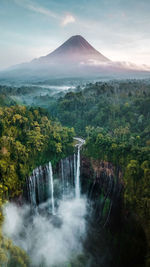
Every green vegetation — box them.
[52,80,150,135]
[50,80,150,265]
[0,229,29,267]
[0,103,74,266]
[0,105,74,208]
[0,79,149,266]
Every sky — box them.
[0,0,150,70]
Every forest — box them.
[0,104,74,266]
[49,80,150,266]
[0,79,149,266]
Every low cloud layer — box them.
[3,197,87,266]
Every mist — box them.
[3,197,87,266]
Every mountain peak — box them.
[59,35,95,50]
[37,35,110,63]
[69,34,84,39]
[67,35,87,42]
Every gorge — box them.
[3,138,125,267]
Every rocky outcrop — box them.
[81,156,124,228]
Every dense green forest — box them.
[0,80,149,266]
[48,80,150,266]
[0,104,74,266]
[0,105,74,206]
[50,80,150,135]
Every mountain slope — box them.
[0,35,149,81]
[33,35,110,64]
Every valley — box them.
[0,77,149,266]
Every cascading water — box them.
[60,156,74,199]
[19,137,124,267]
[27,137,85,213]
[61,159,65,199]
[28,162,56,214]
[47,162,55,215]
[74,138,85,199]
[75,145,81,198]
[28,166,44,208]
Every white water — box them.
[74,138,85,199]
[28,138,85,210]
[3,139,88,266]
[75,146,81,198]
[61,159,65,199]
[48,162,55,215]
[74,153,76,188]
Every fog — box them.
[3,197,87,266]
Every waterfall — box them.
[60,157,74,199]
[61,159,65,198]
[28,176,37,208]
[74,154,76,182]
[75,145,81,198]
[27,137,85,212]
[74,138,85,199]
[28,162,55,214]
[28,168,40,208]
[47,162,55,215]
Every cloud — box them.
[27,3,58,19]
[61,14,76,26]
[14,0,76,27]
[14,0,58,19]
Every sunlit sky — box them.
[0,0,150,70]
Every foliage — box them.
[0,104,75,266]
[49,80,150,265]
[0,229,29,266]
[0,80,150,265]
[0,105,74,210]
[50,80,150,137]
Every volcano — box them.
[32,35,110,64]
[0,35,149,81]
